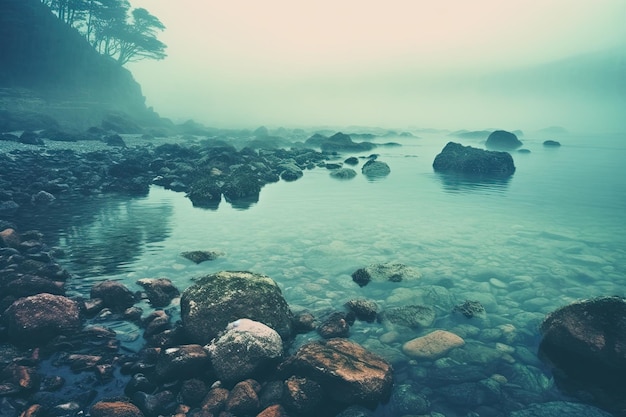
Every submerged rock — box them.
[180,250,223,264]
[485,130,523,150]
[351,262,421,287]
[379,305,436,329]
[180,271,293,344]
[433,142,516,177]
[539,296,626,414]
[402,330,465,360]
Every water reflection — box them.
[435,172,512,194]
[15,192,174,279]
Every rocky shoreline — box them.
[1,130,625,417]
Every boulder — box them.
[485,130,523,150]
[351,262,421,287]
[433,142,516,177]
[539,296,626,414]
[361,159,390,179]
[206,318,283,383]
[280,338,393,407]
[180,271,293,344]
[3,293,82,346]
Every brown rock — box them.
[201,387,229,414]
[1,363,40,392]
[90,401,144,417]
[20,404,44,417]
[0,228,20,248]
[256,404,288,417]
[226,380,260,415]
[3,293,82,346]
[280,338,393,406]
[282,376,323,414]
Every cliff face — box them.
[0,0,159,131]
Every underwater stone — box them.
[402,330,465,360]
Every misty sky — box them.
[128,1,626,131]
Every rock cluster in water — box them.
[1,129,622,417]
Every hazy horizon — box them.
[127,1,626,132]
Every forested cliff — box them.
[0,0,161,131]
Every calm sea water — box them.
[30,131,626,414]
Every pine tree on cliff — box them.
[40,0,167,65]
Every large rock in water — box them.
[3,293,82,346]
[180,271,293,344]
[485,130,523,150]
[433,142,515,177]
[280,338,393,407]
[539,296,626,414]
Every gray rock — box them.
[207,318,283,382]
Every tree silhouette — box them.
[40,0,167,65]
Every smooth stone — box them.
[402,330,465,360]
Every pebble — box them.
[402,330,465,360]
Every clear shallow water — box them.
[34,131,626,414]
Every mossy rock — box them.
[180,271,293,344]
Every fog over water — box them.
[128,1,626,131]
